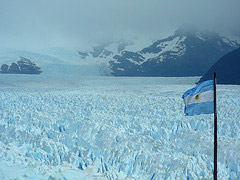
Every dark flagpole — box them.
[214,72,217,180]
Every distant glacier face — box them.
[0,76,239,179]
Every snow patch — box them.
[222,38,239,48]
[195,32,206,41]
[141,36,187,63]
[117,68,125,71]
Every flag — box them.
[182,80,214,116]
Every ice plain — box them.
[0,75,240,179]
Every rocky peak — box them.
[0,57,42,74]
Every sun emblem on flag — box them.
[195,94,200,102]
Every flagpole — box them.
[214,72,217,180]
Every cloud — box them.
[0,0,239,51]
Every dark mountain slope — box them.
[199,47,240,84]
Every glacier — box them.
[0,76,239,179]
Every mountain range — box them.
[76,25,239,77]
[109,25,239,76]
[0,25,239,77]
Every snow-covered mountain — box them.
[78,42,126,64]
[1,25,239,78]
[109,25,240,76]
[77,40,152,65]
[0,40,144,77]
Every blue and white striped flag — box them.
[182,80,214,116]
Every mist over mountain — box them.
[0,25,239,77]
[74,25,239,77]
[0,48,110,77]
[1,0,240,51]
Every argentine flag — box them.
[182,80,214,116]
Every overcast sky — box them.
[0,0,239,51]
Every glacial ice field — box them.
[0,75,240,179]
